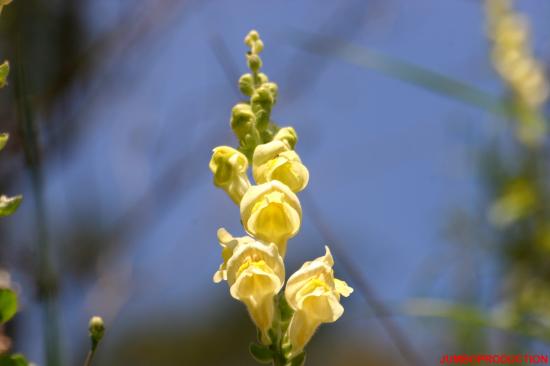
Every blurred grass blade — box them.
[405,298,550,343]
[289,30,511,118]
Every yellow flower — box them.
[253,140,309,193]
[240,180,302,256]
[219,230,285,343]
[213,228,256,283]
[0,0,11,14]
[284,246,353,356]
[209,146,250,204]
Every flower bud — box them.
[265,82,278,104]
[239,73,255,96]
[253,140,309,193]
[89,316,105,345]
[253,39,264,54]
[245,30,260,48]
[251,85,274,130]
[209,146,251,204]
[274,127,298,150]
[257,73,269,85]
[247,53,262,73]
[230,103,256,141]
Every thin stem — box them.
[83,350,94,366]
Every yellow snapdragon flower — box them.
[0,0,11,14]
[219,230,285,343]
[253,140,309,193]
[284,246,353,356]
[240,180,302,256]
[213,228,256,283]
[209,146,251,204]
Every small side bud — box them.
[257,73,269,85]
[274,127,298,149]
[244,30,260,48]
[251,85,274,130]
[265,82,278,104]
[239,74,254,96]
[253,39,264,54]
[89,316,105,346]
[247,53,262,73]
[230,103,256,140]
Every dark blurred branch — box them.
[14,37,62,366]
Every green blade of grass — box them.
[289,30,513,119]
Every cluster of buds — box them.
[209,30,352,365]
[485,0,549,147]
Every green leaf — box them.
[0,195,22,217]
[0,289,17,324]
[249,343,273,364]
[0,354,29,366]
[0,133,7,151]
[0,61,8,88]
[290,352,306,366]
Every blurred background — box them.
[0,0,550,365]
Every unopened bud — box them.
[251,85,274,130]
[89,316,105,345]
[274,127,298,149]
[231,103,256,140]
[239,73,254,96]
[244,30,260,48]
[247,53,262,73]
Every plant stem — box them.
[83,349,95,366]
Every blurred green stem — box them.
[83,349,96,366]
[14,36,62,366]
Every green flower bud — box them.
[253,39,264,54]
[265,82,278,104]
[244,30,260,48]
[274,127,298,149]
[251,85,274,131]
[89,316,105,346]
[257,73,269,85]
[230,103,256,140]
[239,73,254,96]
[247,53,262,73]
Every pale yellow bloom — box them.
[285,246,353,356]
[253,140,309,193]
[240,180,302,256]
[0,0,11,14]
[209,146,250,204]
[217,230,284,343]
[213,228,256,283]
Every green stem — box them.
[83,350,94,366]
